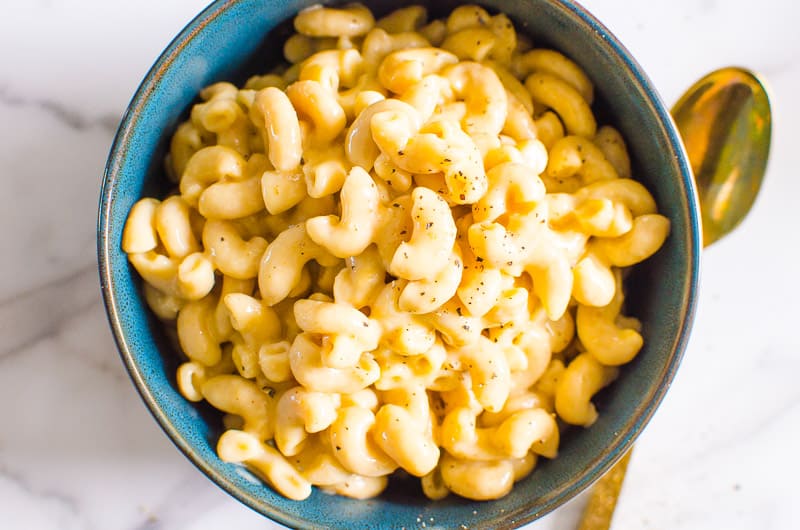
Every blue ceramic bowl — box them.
[98,1,701,528]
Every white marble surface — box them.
[1,0,798,528]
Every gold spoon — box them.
[577,66,772,530]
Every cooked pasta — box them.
[122,3,669,502]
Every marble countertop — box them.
[2,1,798,528]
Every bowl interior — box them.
[98,0,701,528]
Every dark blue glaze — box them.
[98,1,701,528]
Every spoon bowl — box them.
[579,66,772,530]
[672,67,772,245]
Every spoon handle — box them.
[577,449,633,530]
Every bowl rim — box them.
[98,0,701,527]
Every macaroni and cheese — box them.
[123,3,670,502]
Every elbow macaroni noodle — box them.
[122,3,670,503]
